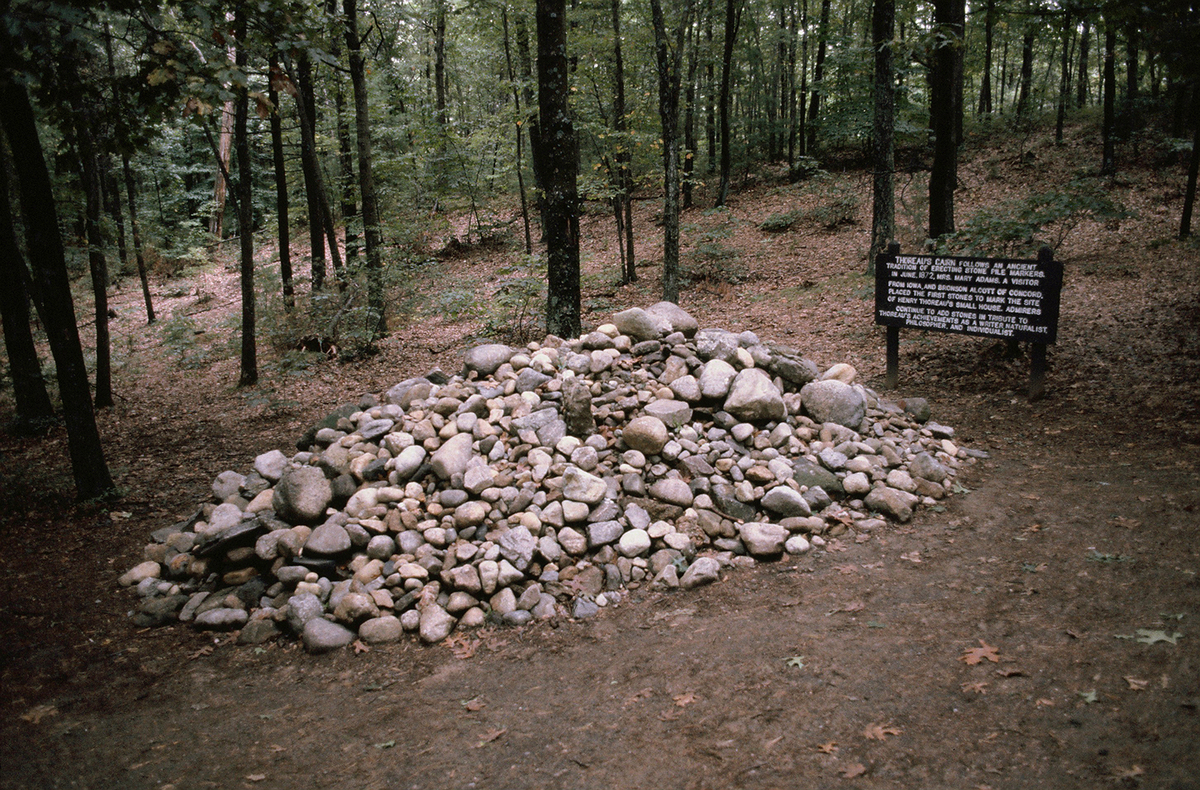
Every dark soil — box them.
[2,124,1199,789]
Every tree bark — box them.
[210,102,234,239]
[74,112,113,409]
[344,0,386,337]
[268,59,294,311]
[1016,24,1035,120]
[0,147,55,427]
[1,81,114,500]
[534,0,581,339]
[869,0,894,273]
[979,0,995,115]
[651,0,694,302]
[1055,8,1072,143]
[928,0,961,240]
[1102,21,1117,175]
[806,0,831,153]
[296,54,327,293]
[234,7,256,387]
[501,6,533,255]
[1077,20,1090,108]
[122,154,155,323]
[1179,82,1200,239]
[610,0,636,280]
[715,0,743,207]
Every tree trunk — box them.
[516,13,546,229]
[652,0,694,302]
[122,154,155,323]
[928,0,961,240]
[869,0,895,274]
[210,102,234,239]
[1077,20,1090,108]
[535,0,581,339]
[1102,21,1117,175]
[610,0,636,280]
[806,0,832,153]
[75,113,113,409]
[268,59,294,311]
[234,8,257,387]
[296,54,326,293]
[1179,82,1200,239]
[1016,24,1036,120]
[1,81,114,501]
[715,0,743,207]
[501,7,533,255]
[0,150,55,428]
[978,0,994,115]
[683,14,699,211]
[102,161,128,274]
[330,5,358,265]
[1055,8,1072,144]
[344,0,386,337]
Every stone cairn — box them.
[120,302,980,653]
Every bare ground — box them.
[2,123,1199,789]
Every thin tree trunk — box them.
[715,0,743,207]
[502,7,533,255]
[516,13,546,230]
[121,155,155,323]
[683,15,699,211]
[75,113,112,409]
[330,9,358,265]
[233,7,256,387]
[1,81,114,500]
[1077,20,1090,108]
[1179,82,1200,239]
[344,0,386,337]
[1055,8,1072,143]
[0,150,55,427]
[869,0,894,273]
[610,0,636,280]
[296,54,326,294]
[979,0,994,115]
[535,0,581,339]
[1102,21,1117,175]
[102,161,128,273]
[652,0,694,302]
[806,0,831,153]
[267,58,294,311]
[210,102,234,239]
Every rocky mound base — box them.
[120,302,982,653]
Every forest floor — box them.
[2,121,1199,790]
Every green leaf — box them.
[375,740,396,749]
[785,656,805,669]
[1077,690,1098,704]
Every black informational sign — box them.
[875,251,1063,344]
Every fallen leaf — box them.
[475,728,507,747]
[352,640,370,655]
[269,745,286,753]
[1111,516,1141,529]
[764,735,784,749]
[20,705,58,724]
[1065,629,1085,639]
[816,741,839,754]
[827,540,848,553]
[995,667,1025,678]
[446,633,481,659]
[842,762,867,779]
[1124,676,1149,690]
[1113,765,1145,779]
[673,692,697,707]
[827,601,865,616]
[189,646,213,660]
[960,640,1001,665]
[834,564,858,575]
[1035,698,1055,708]
[1077,690,1098,704]
[657,710,681,721]
[785,656,805,669]
[1135,629,1183,645]
[961,681,989,694]
[854,532,871,544]
[245,775,266,782]
[374,740,396,749]
[622,688,654,708]
[900,551,922,563]
[863,723,902,740]
[462,696,487,711]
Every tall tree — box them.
[1016,20,1036,120]
[929,0,963,240]
[806,0,831,153]
[232,6,256,387]
[74,106,113,409]
[267,58,294,311]
[344,0,386,337]
[869,0,894,273]
[610,0,636,281]
[978,0,996,116]
[0,147,55,429]
[714,0,743,207]
[1101,17,1117,174]
[535,0,580,339]
[1,81,114,500]
[651,0,694,302]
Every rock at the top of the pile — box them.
[463,344,516,377]
[614,302,699,341]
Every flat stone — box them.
[303,618,356,653]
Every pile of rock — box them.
[120,302,980,653]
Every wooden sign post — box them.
[874,244,1063,401]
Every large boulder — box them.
[273,466,333,524]
[800,379,866,429]
[463,344,514,377]
[645,302,698,337]
[723,368,786,422]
